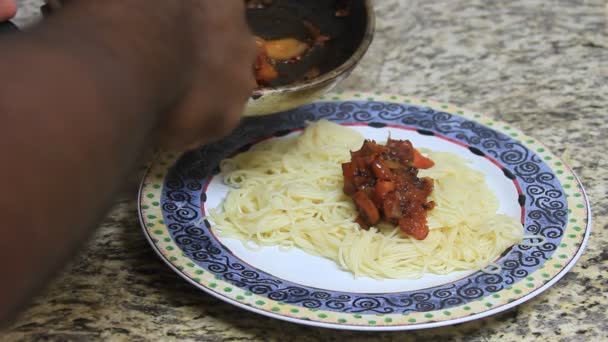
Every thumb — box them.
[0,0,17,22]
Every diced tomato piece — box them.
[353,191,380,225]
[255,58,278,85]
[382,193,402,221]
[355,215,370,230]
[412,149,434,169]
[399,217,429,240]
[371,159,393,180]
[375,181,395,200]
[342,162,356,195]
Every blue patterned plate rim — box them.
[138,92,591,331]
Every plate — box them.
[138,92,591,331]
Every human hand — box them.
[51,0,256,151]
[157,1,257,150]
[0,0,17,21]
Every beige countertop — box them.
[2,0,607,341]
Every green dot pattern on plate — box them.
[140,94,589,328]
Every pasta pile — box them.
[210,120,523,279]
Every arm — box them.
[0,0,255,322]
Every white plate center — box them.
[205,126,520,293]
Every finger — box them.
[159,87,247,151]
[0,0,17,21]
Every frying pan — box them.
[0,1,375,116]
[0,20,17,34]
[247,0,370,88]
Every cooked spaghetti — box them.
[210,120,524,279]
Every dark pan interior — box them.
[247,0,368,87]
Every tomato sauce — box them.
[342,139,435,240]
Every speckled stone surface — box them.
[2,0,607,341]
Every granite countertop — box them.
[2,0,607,341]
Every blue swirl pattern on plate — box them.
[160,101,566,314]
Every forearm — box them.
[0,2,183,322]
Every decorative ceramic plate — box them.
[138,92,591,331]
